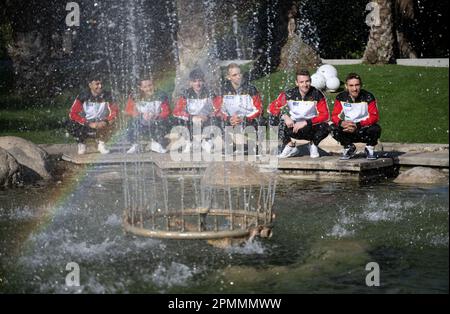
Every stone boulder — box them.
[0,148,21,187]
[394,167,448,185]
[0,136,52,181]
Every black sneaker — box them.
[340,144,356,160]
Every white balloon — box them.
[318,64,338,80]
[311,73,327,90]
[326,76,341,92]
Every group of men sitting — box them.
[66,63,381,160]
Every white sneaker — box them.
[182,141,191,154]
[202,139,213,154]
[278,144,299,158]
[97,141,110,154]
[126,143,139,154]
[309,142,320,158]
[150,141,167,154]
[365,145,377,160]
[77,143,86,155]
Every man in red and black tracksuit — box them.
[331,73,381,160]
[66,75,119,154]
[268,69,330,158]
[173,68,222,153]
[214,63,264,154]
[214,63,264,127]
[124,76,171,154]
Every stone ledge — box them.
[321,58,449,67]
[394,151,449,168]
[381,142,449,153]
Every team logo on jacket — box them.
[342,102,369,122]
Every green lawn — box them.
[0,91,77,143]
[254,64,449,144]
[0,64,448,144]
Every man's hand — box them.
[283,115,295,128]
[341,121,357,133]
[88,121,108,129]
[230,114,243,126]
[293,120,307,133]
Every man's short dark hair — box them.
[346,73,362,85]
[189,68,205,81]
[139,73,154,84]
[87,72,102,84]
[138,67,154,83]
[296,69,311,78]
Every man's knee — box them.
[314,123,331,141]
[316,123,331,133]
[367,124,382,138]
[330,124,341,137]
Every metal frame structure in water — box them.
[122,162,277,240]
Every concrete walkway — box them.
[219,58,450,68]
[322,58,449,68]
[41,141,449,181]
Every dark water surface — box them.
[0,165,448,293]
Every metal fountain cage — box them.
[122,161,277,241]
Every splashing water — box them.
[1,172,447,293]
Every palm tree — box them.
[363,0,416,64]
[394,0,417,58]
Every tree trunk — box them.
[363,0,396,64]
[4,0,67,96]
[396,30,417,58]
[6,31,50,94]
[174,0,220,98]
[394,0,417,58]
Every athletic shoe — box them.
[126,143,139,154]
[340,144,356,160]
[182,141,191,154]
[77,143,86,155]
[309,142,320,158]
[365,145,377,160]
[150,141,167,154]
[97,141,110,154]
[202,139,213,154]
[278,144,299,158]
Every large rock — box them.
[0,148,21,187]
[394,167,448,185]
[0,136,52,180]
[220,239,369,286]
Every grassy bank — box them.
[0,64,448,144]
[0,92,76,143]
[254,64,449,144]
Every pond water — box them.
[0,164,448,293]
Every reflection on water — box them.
[0,165,448,293]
